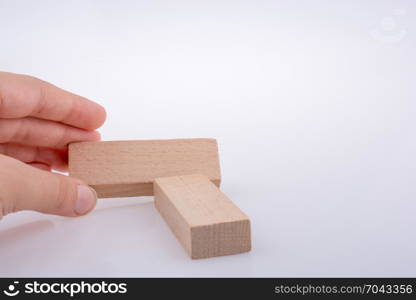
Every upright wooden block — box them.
[69,139,221,198]
[154,174,251,259]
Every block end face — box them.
[190,218,251,259]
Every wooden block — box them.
[69,139,221,198]
[154,174,251,259]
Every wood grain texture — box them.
[69,139,221,198]
[154,174,251,259]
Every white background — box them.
[0,0,415,277]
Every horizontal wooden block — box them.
[69,139,221,198]
[154,174,251,259]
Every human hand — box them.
[0,72,106,219]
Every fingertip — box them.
[66,129,101,148]
[82,100,107,130]
[92,130,102,141]
[75,185,97,216]
[57,90,107,131]
[81,130,101,143]
[96,104,107,129]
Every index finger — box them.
[0,72,106,130]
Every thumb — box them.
[0,154,97,217]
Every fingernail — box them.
[76,185,97,215]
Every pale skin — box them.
[0,72,106,219]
